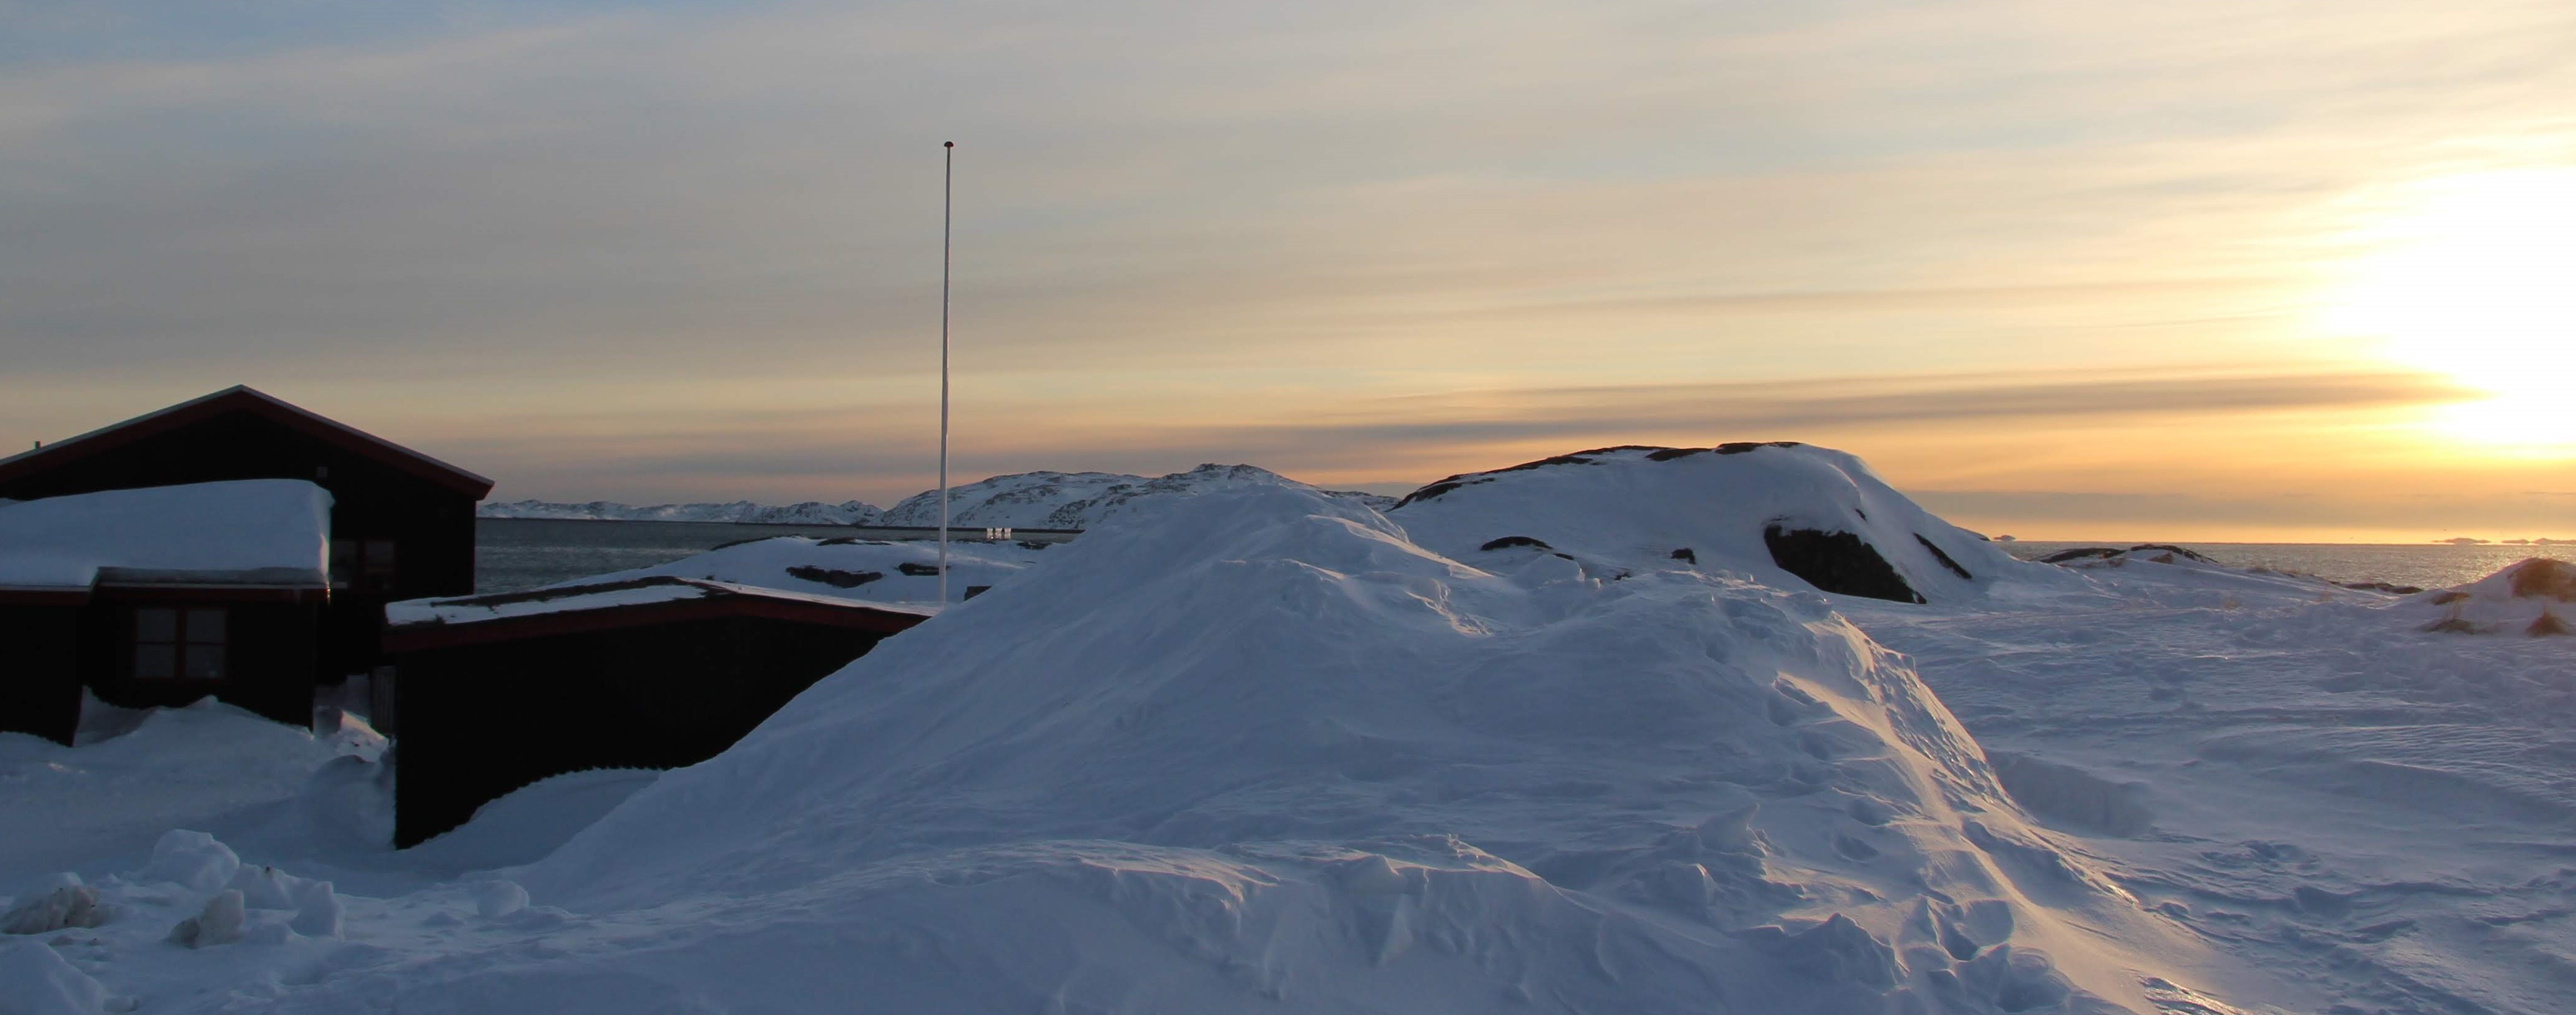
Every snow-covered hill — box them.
[478,464,1396,530]
[875,463,1398,528]
[478,499,884,525]
[1388,443,2084,604]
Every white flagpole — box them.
[938,141,954,603]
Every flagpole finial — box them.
[944,141,954,147]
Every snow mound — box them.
[478,499,884,525]
[2414,557,2576,636]
[361,485,2209,1013]
[1386,443,2078,604]
[404,768,659,873]
[879,463,1398,528]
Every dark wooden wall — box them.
[83,600,320,727]
[391,615,890,847]
[0,409,479,675]
[0,600,318,744]
[0,605,84,744]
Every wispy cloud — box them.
[0,0,2567,536]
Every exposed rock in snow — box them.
[2415,557,2574,636]
[478,499,884,525]
[1386,443,2075,604]
[877,463,1399,528]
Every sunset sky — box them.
[3,1,2569,541]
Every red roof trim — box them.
[383,594,928,652]
[0,386,495,499]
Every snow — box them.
[875,463,1400,528]
[6,447,2572,1014]
[600,533,1043,602]
[2411,556,2575,636]
[1387,443,2084,604]
[0,480,330,591]
[478,499,884,525]
[476,463,1399,530]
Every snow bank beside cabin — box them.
[1387,443,2082,604]
[0,480,329,590]
[315,484,2223,1015]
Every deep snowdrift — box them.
[1387,443,2081,604]
[360,484,2208,1014]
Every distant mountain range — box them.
[479,464,1399,530]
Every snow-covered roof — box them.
[386,575,939,629]
[0,481,332,593]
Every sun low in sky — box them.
[2320,168,2576,455]
[0,0,2569,542]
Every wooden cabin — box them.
[382,577,932,846]
[0,386,493,684]
[0,481,334,743]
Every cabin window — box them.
[133,607,226,680]
[330,539,399,593]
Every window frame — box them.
[130,606,227,681]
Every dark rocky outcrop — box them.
[897,562,942,577]
[1914,535,1973,580]
[1392,443,1806,508]
[2040,544,2216,567]
[2339,580,2424,595]
[1762,525,1925,604]
[785,566,884,589]
[1714,441,1804,455]
[1479,536,1555,552]
[1671,547,1697,564]
[2038,547,2124,564]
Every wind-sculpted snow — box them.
[1386,443,2084,604]
[344,484,2203,1014]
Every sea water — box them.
[476,518,2565,595]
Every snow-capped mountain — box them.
[478,499,885,525]
[877,464,1398,529]
[484,465,1401,530]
